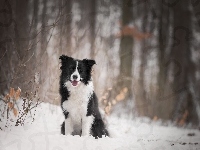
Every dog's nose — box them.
[72,75,78,80]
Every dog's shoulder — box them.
[87,92,102,118]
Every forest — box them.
[0,0,200,129]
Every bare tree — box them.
[157,0,170,97]
[117,0,134,99]
[135,1,149,117]
[103,0,134,114]
[171,1,198,125]
[0,0,31,95]
[88,0,96,59]
[155,0,171,119]
[65,0,72,55]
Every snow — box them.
[0,102,200,150]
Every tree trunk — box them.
[65,0,72,55]
[12,0,30,94]
[155,0,171,119]
[40,0,47,53]
[88,0,96,59]
[38,0,48,99]
[171,1,198,125]
[103,0,134,115]
[135,1,148,117]
[113,0,133,102]
[119,0,133,94]
[157,1,169,97]
[0,0,14,94]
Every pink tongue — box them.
[72,81,78,86]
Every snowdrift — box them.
[0,100,199,150]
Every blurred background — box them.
[0,0,200,127]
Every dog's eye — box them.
[78,68,82,73]
[69,66,75,71]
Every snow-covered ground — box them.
[0,102,200,150]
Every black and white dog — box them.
[59,55,109,138]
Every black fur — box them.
[59,55,109,138]
[87,92,109,138]
[61,121,65,135]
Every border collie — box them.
[59,55,109,138]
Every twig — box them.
[0,97,7,103]
[23,52,35,65]
[15,100,42,126]
[0,49,7,62]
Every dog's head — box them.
[59,55,96,87]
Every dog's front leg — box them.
[65,117,73,135]
[82,115,94,136]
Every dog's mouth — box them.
[71,80,79,86]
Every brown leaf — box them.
[13,108,18,117]
[4,94,10,101]
[8,102,14,109]
[115,25,152,40]
[9,88,15,98]
[123,87,128,93]
[14,87,21,100]
[153,116,158,121]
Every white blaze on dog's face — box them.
[70,61,80,87]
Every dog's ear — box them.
[83,59,96,68]
[59,55,66,61]
[59,55,73,61]
[59,55,73,70]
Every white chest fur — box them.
[62,81,94,135]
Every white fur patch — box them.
[70,61,81,82]
[62,81,94,136]
[65,118,73,135]
[82,115,94,136]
